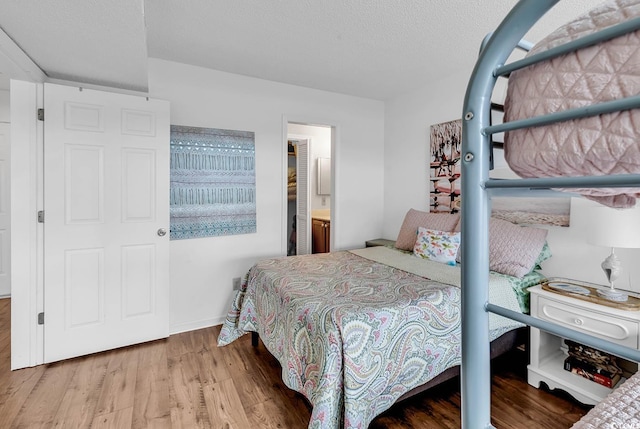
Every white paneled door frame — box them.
[10,80,43,369]
[11,81,170,368]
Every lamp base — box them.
[597,288,628,302]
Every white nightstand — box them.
[528,283,640,405]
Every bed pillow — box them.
[413,227,461,266]
[395,209,460,251]
[533,241,553,270]
[456,217,549,278]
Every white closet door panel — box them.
[64,102,104,132]
[121,109,156,137]
[65,248,104,328]
[121,244,154,318]
[65,145,104,224]
[296,140,310,255]
[122,148,155,222]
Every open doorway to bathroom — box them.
[286,122,333,256]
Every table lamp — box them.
[587,206,640,302]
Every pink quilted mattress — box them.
[571,369,640,428]
[503,0,640,208]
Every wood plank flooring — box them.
[0,298,591,428]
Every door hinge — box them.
[37,312,44,325]
[37,210,44,223]
[37,108,44,121]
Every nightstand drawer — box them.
[536,296,639,348]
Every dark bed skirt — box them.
[396,326,528,401]
[249,326,528,402]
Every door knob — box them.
[157,228,167,237]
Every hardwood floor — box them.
[0,298,591,428]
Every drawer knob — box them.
[574,318,583,326]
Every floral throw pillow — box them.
[413,227,461,266]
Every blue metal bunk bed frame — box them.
[461,0,640,427]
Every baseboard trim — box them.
[0,294,10,299]
[169,317,225,336]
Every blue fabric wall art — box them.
[170,125,256,240]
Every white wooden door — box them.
[0,123,10,297]
[43,83,170,363]
[296,140,310,255]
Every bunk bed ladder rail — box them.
[461,1,640,428]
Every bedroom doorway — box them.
[286,123,333,256]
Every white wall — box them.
[148,59,385,333]
[542,198,640,293]
[383,70,470,239]
[383,71,640,294]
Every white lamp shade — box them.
[587,206,640,249]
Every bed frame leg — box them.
[251,331,259,347]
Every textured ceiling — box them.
[144,0,517,100]
[0,0,606,100]
[0,0,148,92]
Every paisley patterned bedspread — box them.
[218,247,525,428]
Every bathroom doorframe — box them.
[281,116,336,256]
